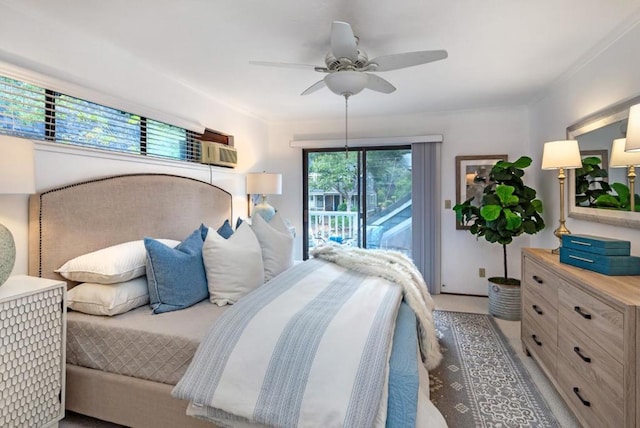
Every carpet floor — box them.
[429,310,560,427]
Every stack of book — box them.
[560,234,640,275]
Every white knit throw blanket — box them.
[311,244,442,370]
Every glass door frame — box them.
[302,145,411,260]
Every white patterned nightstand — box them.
[0,275,66,428]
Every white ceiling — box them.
[7,0,640,122]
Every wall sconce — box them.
[624,103,640,152]
[610,138,640,212]
[0,136,36,286]
[541,140,582,254]
[246,172,282,222]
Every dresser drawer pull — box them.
[570,239,591,247]
[573,387,591,407]
[532,275,544,284]
[573,347,592,363]
[574,306,592,320]
[569,254,594,263]
[531,334,542,346]
[532,304,543,315]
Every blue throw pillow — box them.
[200,223,209,241]
[236,217,243,229]
[217,220,234,239]
[145,228,209,314]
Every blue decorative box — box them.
[561,234,630,256]
[560,247,640,276]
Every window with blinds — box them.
[0,74,205,162]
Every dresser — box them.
[522,248,640,427]
[0,275,66,428]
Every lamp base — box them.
[552,222,571,257]
[253,202,276,222]
[0,223,16,286]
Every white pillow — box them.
[67,277,149,316]
[202,221,264,306]
[251,212,294,282]
[56,239,180,284]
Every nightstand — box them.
[0,275,66,428]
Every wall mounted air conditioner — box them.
[200,141,237,168]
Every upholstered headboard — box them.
[28,174,232,285]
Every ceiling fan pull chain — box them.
[345,94,349,158]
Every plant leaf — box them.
[582,156,602,166]
[512,156,532,168]
[595,194,621,208]
[503,208,522,230]
[480,205,502,221]
[495,185,519,206]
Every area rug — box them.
[429,310,559,428]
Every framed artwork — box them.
[455,154,508,230]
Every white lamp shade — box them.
[541,140,582,170]
[610,138,640,167]
[246,172,282,195]
[625,103,640,152]
[325,71,368,96]
[0,136,35,194]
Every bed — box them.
[28,173,445,428]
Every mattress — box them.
[66,300,227,385]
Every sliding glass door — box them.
[303,146,412,259]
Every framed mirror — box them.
[567,94,640,228]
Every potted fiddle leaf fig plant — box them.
[453,156,545,320]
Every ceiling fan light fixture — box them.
[325,71,368,96]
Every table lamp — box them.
[624,103,640,152]
[541,140,582,254]
[0,135,36,286]
[246,172,282,222]
[610,138,640,212]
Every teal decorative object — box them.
[0,223,15,286]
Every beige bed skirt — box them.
[66,364,216,428]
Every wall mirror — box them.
[567,94,640,229]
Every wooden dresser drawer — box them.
[522,311,556,377]
[522,256,559,309]
[522,286,557,344]
[558,284,624,363]
[558,315,623,403]
[522,248,640,428]
[557,353,623,428]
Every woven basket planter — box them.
[488,279,521,321]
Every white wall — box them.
[268,106,530,295]
[529,22,640,251]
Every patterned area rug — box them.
[429,311,559,428]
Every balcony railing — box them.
[309,210,358,247]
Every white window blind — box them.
[0,74,202,162]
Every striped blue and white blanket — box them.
[173,258,435,427]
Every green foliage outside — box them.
[0,75,185,160]
[453,156,545,284]
[0,77,45,134]
[308,149,411,213]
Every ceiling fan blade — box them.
[369,50,448,72]
[249,61,329,73]
[365,74,396,94]
[331,21,358,61]
[301,79,327,95]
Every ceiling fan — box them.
[250,21,448,97]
